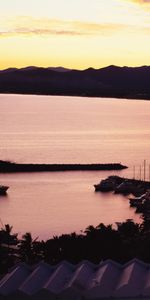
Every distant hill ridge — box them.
[0,65,150,99]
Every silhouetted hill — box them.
[0,68,18,74]
[0,65,150,99]
[48,67,72,72]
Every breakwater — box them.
[0,160,127,173]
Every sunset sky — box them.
[0,0,150,70]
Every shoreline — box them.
[0,91,150,101]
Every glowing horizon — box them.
[0,0,150,70]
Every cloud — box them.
[0,28,83,37]
[0,16,130,38]
[123,0,150,5]
[131,0,150,2]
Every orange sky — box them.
[0,0,150,69]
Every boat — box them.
[0,185,9,195]
[94,180,115,192]
[129,191,150,202]
[94,176,123,192]
[129,191,150,210]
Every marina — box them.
[0,95,150,238]
[94,176,150,196]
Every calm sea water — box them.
[0,94,150,239]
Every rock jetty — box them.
[0,160,127,173]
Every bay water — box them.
[0,94,150,238]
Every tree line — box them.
[1,217,150,275]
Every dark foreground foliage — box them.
[0,218,150,275]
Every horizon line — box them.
[0,64,150,72]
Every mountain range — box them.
[0,65,150,99]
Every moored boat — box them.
[94,176,123,192]
[0,185,9,195]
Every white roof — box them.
[0,259,150,299]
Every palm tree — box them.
[0,224,18,247]
[84,225,96,236]
[0,225,18,274]
[18,232,38,264]
[116,219,140,238]
[19,232,33,263]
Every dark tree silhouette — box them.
[18,232,36,264]
[1,218,150,275]
[0,225,18,274]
